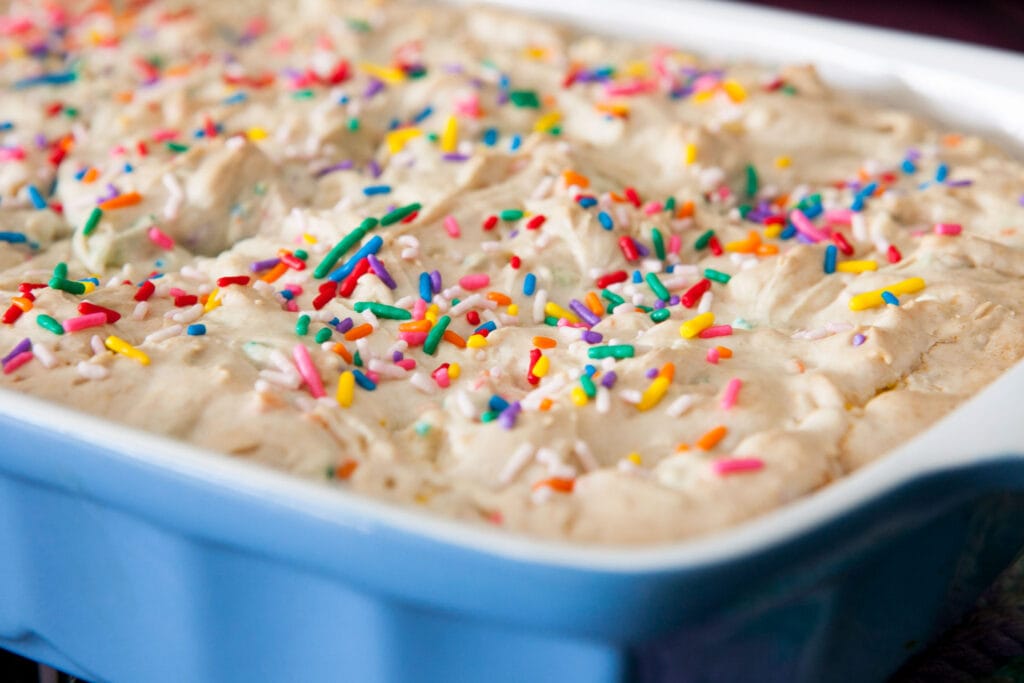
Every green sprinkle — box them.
[733,317,755,330]
[423,314,450,355]
[426,133,439,142]
[704,268,731,284]
[414,422,431,436]
[480,410,498,423]
[353,350,363,367]
[36,314,63,336]
[166,141,189,153]
[543,315,560,326]
[650,308,671,323]
[588,344,635,360]
[325,465,335,479]
[645,272,670,301]
[508,90,540,108]
[293,249,308,261]
[548,125,562,136]
[291,89,315,100]
[295,314,311,336]
[580,374,596,398]
[315,327,332,344]
[353,301,412,320]
[738,204,752,219]
[651,228,665,260]
[499,209,524,221]
[745,163,758,198]
[82,207,102,236]
[63,107,78,118]
[346,18,372,32]
[312,221,375,278]
[49,277,85,295]
[600,289,625,305]
[781,85,797,96]
[664,196,676,213]
[695,230,714,250]
[636,305,653,313]
[380,202,421,226]
[53,262,68,279]
[347,118,360,132]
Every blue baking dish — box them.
[3,1,1024,681]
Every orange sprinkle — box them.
[532,335,556,349]
[11,296,33,312]
[98,191,142,211]
[562,169,590,189]
[486,291,512,306]
[331,342,353,363]
[584,291,604,316]
[260,261,288,284]
[344,323,374,341]
[608,191,628,203]
[539,397,553,411]
[942,133,963,147]
[675,443,691,452]
[443,330,466,348]
[114,90,133,104]
[398,319,432,333]
[696,425,727,451]
[715,346,733,359]
[334,459,358,479]
[532,477,574,493]
[677,200,695,219]
[658,362,675,382]
[165,64,192,78]
[82,167,99,183]
[756,244,779,256]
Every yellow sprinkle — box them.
[849,277,926,311]
[692,90,715,104]
[595,102,629,118]
[466,334,488,349]
[336,371,355,408]
[385,127,422,154]
[624,61,650,77]
[105,335,149,365]
[532,355,550,378]
[425,304,439,324]
[835,260,878,273]
[440,115,458,153]
[302,233,318,244]
[80,281,96,294]
[203,287,221,313]
[359,63,406,84]
[246,127,268,141]
[524,46,550,61]
[507,303,519,316]
[636,376,669,411]
[627,452,643,465]
[534,111,562,133]
[684,142,698,165]
[544,301,579,323]
[774,155,791,169]
[723,79,747,103]
[571,386,589,406]
[680,312,715,339]
[763,224,783,239]
[447,362,461,379]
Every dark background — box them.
[2,2,1022,683]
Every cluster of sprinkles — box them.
[0,0,1000,529]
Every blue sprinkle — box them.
[14,71,76,89]
[362,184,391,196]
[280,290,294,301]
[337,94,350,105]
[802,203,823,219]
[474,321,497,334]
[123,163,133,173]
[780,224,797,240]
[856,182,878,199]
[0,122,12,131]
[523,273,536,296]
[73,167,87,180]
[489,394,510,412]
[498,74,511,90]
[597,211,613,230]
[482,128,499,146]
[577,196,597,208]
[412,106,433,124]
[26,185,46,210]
[509,134,522,151]
[187,324,206,336]
[631,270,642,284]
[935,163,949,182]
[850,196,865,212]
[352,369,376,390]
[900,159,916,174]
[881,291,899,306]
[0,232,27,244]
[852,333,867,346]
[824,244,837,274]
[418,272,432,302]
[328,235,384,282]
[387,118,400,131]
[584,364,597,376]
[223,92,248,105]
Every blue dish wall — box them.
[1,414,1023,683]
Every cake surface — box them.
[1,0,1023,543]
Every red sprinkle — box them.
[509,255,521,269]
[709,236,723,256]
[401,210,419,224]
[482,215,498,231]
[77,301,121,323]
[595,270,628,288]
[618,236,639,261]
[831,232,854,256]
[887,244,902,263]
[338,258,370,297]
[134,280,155,302]
[279,252,306,270]
[18,283,46,294]
[174,294,198,307]
[216,275,251,287]
[526,215,546,230]
[312,281,338,310]
[681,278,711,308]
[624,186,642,207]
[466,310,480,326]
[2,304,23,325]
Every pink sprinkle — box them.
[642,201,663,215]
[712,457,764,476]
[667,234,682,255]
[3,350,32,374]
[285,300,298,312]
[399,331,428,346]
[0,147,26,161]
[412,298,427,320]
[292,344,325,398]
[934,223,962,236]
[706,348,720,364]
[62,312,107,333]
[824,209,853,225]
[453,94,481,118]
[151,129,179,142]
[148,226,175,250]
[459,273,490,290]
[443,215,461,238]
[720,377,742,410]
[395,358,416,371]
[698,324,733,339]
[433,367,450,388]
[604,79,656,97]
[789,209,829,243]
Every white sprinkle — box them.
[619,389,641,404]
[179,267,207,282]
[596,386,610,413]
[32,341,56,368]
[361,308,379,329]
[145,324,183,344]
[170,303,204,324]
[394,295,416,308]
[90,335,106,356]
[530,486,554,505]
[77,362,109,380]
[665,393,696,418]
[448,294,485,317]
[533,289,548,324]
[367,359,406,378]
[573,440,599,472]
[852,213,868,242]
[131,301,149,321]
[697,291,714,314]
[259,369,301,389]
[499,442,536,486]
[409,372,436,394]
[455,390,477,418]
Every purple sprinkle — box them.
[668,295,680,306]
[634,242,651,258]
[364,77,385,99]
[367,254,397,289]
[442,63,464,74]
[280,67,302,80]
[601,371,617,389]
[581,329,603,344]
[249,257,280,272]
[314,160,353,178]
[645,367,659,379]
[906,148,921,161]
[34,133,47,150]
[496,91,509,106]
[508,230,519,239]
[852,333,866,346]
[568,299,601,327]
[429,270,442,294]
[796,233,815,245]
[335,317,354,334]
[367,159,382,179]
[442,153,470,162]
[1018,194,1024,207]
[2,338,31,366]
[392,350,404,362]
[498,401,521,429]
[653,299,666,310]
[946,179,973,187]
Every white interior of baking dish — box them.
[3,0,1023,572]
